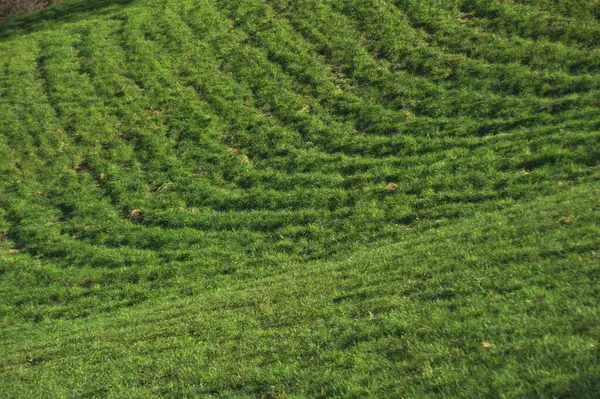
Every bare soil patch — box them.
[0,0,60,21]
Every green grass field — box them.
[1,0,599,397]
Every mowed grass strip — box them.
[1,185,599,398]
[0,0,599,397]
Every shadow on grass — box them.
[0,0,134,40]
[557,373,600,399]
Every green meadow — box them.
[1,0,599,397]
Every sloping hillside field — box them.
[1,0,600,397]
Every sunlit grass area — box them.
[1,0,599,397]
